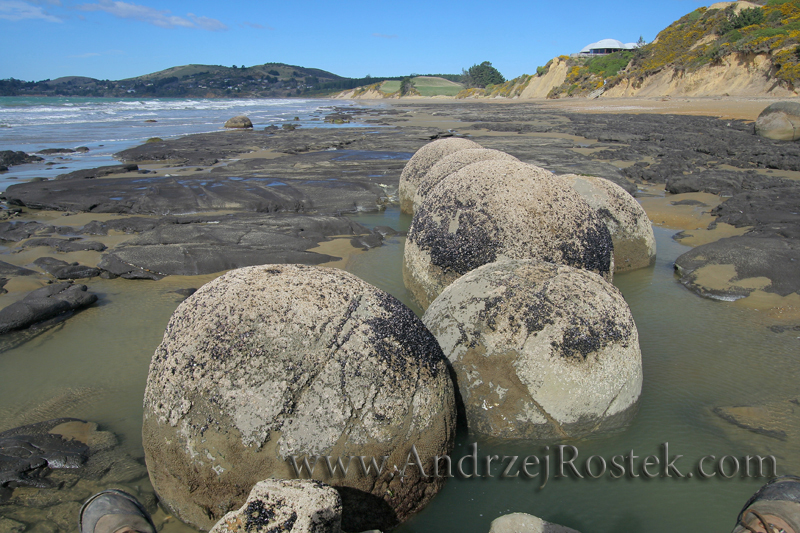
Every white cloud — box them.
[76,0,227,31]
[0,0,62,22]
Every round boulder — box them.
[403,160,614,309]
[423,259,642,440]
[755,101,800,141]
[224,115,253,129]
[412,148,520,212]
[560,174,656,272]
[399,137,481,213]
[142,264,455,532]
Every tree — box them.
[637,35,646,47]
[461,61,505,88]
[399,76,415,96]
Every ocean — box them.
[0,96,365,189]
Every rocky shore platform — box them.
[1,100,798,331]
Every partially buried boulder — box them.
[209,479,342,533]
[560,174,655,272]
[398,137,481,214]
[224,115,254,129]
[142,264,455,532]
[404,160,614,309]
[489,513,581,533]
[412,148,519,212]
[0,282,97,335]
[423,259,642,440]
[755,101,800,141]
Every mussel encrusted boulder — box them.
[423,260,642,440]
[398,137,481,214]
[560,174,656,272]
[142,265,455,532]
[755,101,800,141]
[403,160,614,309]
[412,148,520,213]
[224,115,253,129]
[209,479,342,533]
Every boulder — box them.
[142,265,456,532]
[224,115,254,129]
[0,282,97,335]
[209,479,342,533]
[489,513,581,533]
[398,138,481,213]
[0,151,43,167]
[403,160,614,309]
[755,101,800,142]
[560,174,656,272]
[423,259,642,440]
[412,148,519,212]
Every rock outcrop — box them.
[142,265,455,532]
[398,138,481,214]
[403,160,613,309]
[755,101,800,141]
[423,259,642,440]
[209,479,342,533]
[224,115,253,129]
[0,282,97,335]
[559,174,656,272]
[412,148,519,212]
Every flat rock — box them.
[674,235,800,300]
[0,261,36,277]
[55,164,138,180]
[32,258,101,280]
[0,151,43,167]
[21,238,106,253]
[0,282,97,334]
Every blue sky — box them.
[1,0,708,81]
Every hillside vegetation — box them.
[547,0,800,97]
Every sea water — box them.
[0,96,367,189]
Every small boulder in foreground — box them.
[489,513,581,533]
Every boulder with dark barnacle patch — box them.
[755,101,800,142]
[142,265,455,532]
[423,259,642,440]
[559,174,655,272]
[209,479,342,533]
[398,137,481,214]
[404,160,613,309]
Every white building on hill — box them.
[577,39,640,56]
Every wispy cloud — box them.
[372,32,397,39]
[76,0,227,31]
[240,21,273,30]
[0,0,62,22]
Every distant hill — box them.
[0,63,399,98]
[334,76,465,99]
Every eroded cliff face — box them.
[519,57,569,98]
[604,52,798,98]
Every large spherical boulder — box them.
[755,101,800,141]
[399,137,481,213]
[423,259,642,440]
[224,115,253,129]
[560,174,656,272]
[412,148,519,212]
[142,264,455,532]
[403,160,614,309]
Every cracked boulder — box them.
[412,148,519,213]
[142,265,456,532]
[403,160,613,309]
[398,137,481,213]
[422,259,642,440]
[559,174,655,272]
[209,479,342,533]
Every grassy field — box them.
[380,76,463,96]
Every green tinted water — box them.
[0,208,796,532]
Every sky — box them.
[1,0,710,82]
